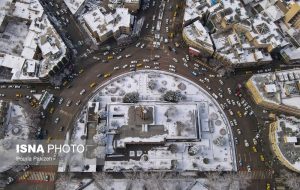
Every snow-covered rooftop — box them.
[273,117,300,172]
[64,0,86,14]
[0,0,67,82]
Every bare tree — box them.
[93,172,113,189]
[280,169,300,190]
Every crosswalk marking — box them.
[18,171,56,182]
[238,170,272,179]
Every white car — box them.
[154,66,160,70]
[125,54,131,58]
[227,88,232,94]
[54,117,60,124]
[117,55,122,60]
[131,60,137,64]
[247,165,251,172]
[130,64,135,68]
[199,79,205,83]
[80,89,86,95]
[231,100,236,106]
[66,100,72,107]
[237,129,242,135]
[228,109,234,116]
[204,78,209,82]
[75,100,81,106]
[135,42,141,47]
[169,65,176,68]
[172,58,178,63]
[194,63,199,67]
[123,64,128,69]
[218,93,223,98]
[113,66,120,70]
[169,68,176,73]
[219,79,224,85]
[184,63,188,67]
[233,119,237,126]
[154,54,160,59]
[144,65,150,69]
[182,57,187,63]
[153,62,160,65]
[236,101,241,107]
[186,54,190,61]
[212,93,218,99]
[0,94,5,97]
[58,98,64,105]
[253,138,257,145]
[140,43,145,48]
[244,139,249,147]
[143,59,149,63]
[226,99,231,105]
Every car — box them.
[227,88,232,94]
[244,111,248,116]
[266,183,270,190]
[58,98,64,105]
[143,59,149,63]
[66,100,72,107]
[49,107,54,114]
[204,77,209,82]
[244,139,249,147]
[30,90,37,93]
[237,111,242,117]
[50,97,55,103]
[212,93,218,99]
[194,63,199,67]
[137,63,143,67]
[231,100,236,106]
[144,65,150,69]
[145,23,149,29]
[234,137,238,144]
[90,82,96,88]
[6,177,14,185]
[182,57,187,63]
[249,110,254,116]
[130,64,135,68]
[123,64,128,69]
[219,79,224,85]
[169,65,175,68]
[131,60,137,64]
[252,146,257,152]
[79,69,84,74]
[80,89,86,95]
[246,165,251,172]
[184,63,188,67]
[154,54,160,59]
[140,43,145,48]
[230,120,234,127]
[103,51,109,56]
[260,155,265,162]
[233,119,237,126]
[117,55,122,60]
[154,66,160,70]
[237,129,241,135]
[206,86,211,91]
[45,175,50,181]
[236,101,241,107]
[97,73,103,78]
[130,68,136,71]
[228,109,234,116]
[14,85,21,89]
[107,55,113,60]
[135,42,141,47]
[59,126,64,132]
[0,94,5,97]
[125,54,132,58]
[54,117,60,124]
[191,71,198,76]
[186,54,190,61]
[153,62,160,65]
[104,73,111,78]
[218,93,223,98]
[253,138,258,145]
[199,79,205,83]
[0,85,7,89]
[239,159,243,167]
[113,66,120,70]
[226,99,231,105]
[172,58,178,63]
[75,100,81,106]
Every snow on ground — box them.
[55,177,208,190]
[66,70,236,173]
[0,102,31,172]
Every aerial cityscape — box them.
[0,0,299,189]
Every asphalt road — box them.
[0,0,280,189]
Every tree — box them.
[123,92,139,103]
[148,80,156,90]
[280,169,300,190]
[162,90,182,103]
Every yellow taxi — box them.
[47,137,52,143]
[107,55,113,60]
[79,69,84,74]
[16,93,22,98]
[49,107,54,114]
[62,81,68,86]
[137,63,143,67]
[252,146,257,153]
[266,183,271,190]
[237,111,242,118]
[23,173,31,179]
[104,73,111,78]
[260,155,265,162]
[89,82,96,88]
